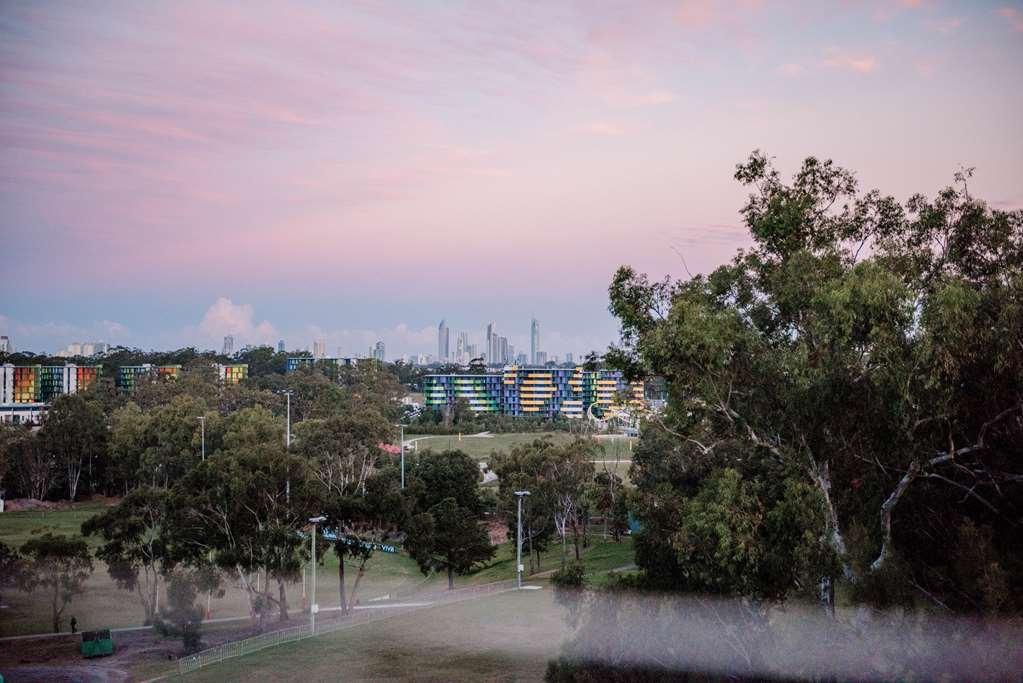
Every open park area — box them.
[0,495,634,680]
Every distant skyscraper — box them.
[223,335,234,355]
[373,340,385,362]
[530,318,540,364]
[438,319,450,361]
[0,335,10,353]
[566,352,574,365]
[536,350,548,365]
[456,331,470,364]
[277,339,286,353]
[499,336,509,364]
[485,322,496,363]
[313,338,326,359]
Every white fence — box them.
[177,579,519,676]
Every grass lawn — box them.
[181,588,570,682]
[1,500,635,637]
[464,535,635,585]
[0,503,432,637]
[407,432,636,463]
[0,500,113,548]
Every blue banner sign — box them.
[320,529,399,554]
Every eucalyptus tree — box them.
[607,151,1022,612]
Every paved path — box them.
[0,600,436,642]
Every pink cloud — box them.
[776,62,806,77]
[822,49,880,73]
[930,17,963,34]
[581,121,626,136]
[997,7,1023,32]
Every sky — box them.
[1,0,1021,359]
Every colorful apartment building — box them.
[115,364,182,391]
[423,374,503,413]
[424,366,644,419]
[1,363,101,404]
[217,363,248,384]
[285,357,358,373]
[0,363,102,424]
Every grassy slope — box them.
[181,588,569,682]
[0,501,112,548]
[0,505,431,637]
[1,498,634,636]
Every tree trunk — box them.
[51,584,61,633]
[277,577,288,622]
[447,563,454,590]
[349,558,368,613]
[561,530,568,570]
[337,553,348,615]
[571,518,581,561]
[527,525,535,574]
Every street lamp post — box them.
[282,390,293,503]
[308,515,326,633]
[197,416,206,462]
[514,491,531,589]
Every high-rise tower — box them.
[438,319,450,362]
[530,318,540,365]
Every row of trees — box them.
[493,438,630,573]
[0,362,502,647]
[0,361,406,501]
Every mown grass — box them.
[0,500,113,548]
[0,503,431,637]
[0,499,635,637]
[180,588,569,682]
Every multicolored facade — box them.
[1,363,101,404]
[116,364,182,391]
[217,363,248,384]
[285,357,357,373]
[424,374,503,413]
[424,366,645,419]
[1,363,101,424]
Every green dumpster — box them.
[81,629,114,658]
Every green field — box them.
[183,588,569,682]
[407,432,636,463]
[0,500,113,549]
[0,500,635,637]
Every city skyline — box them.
[2,2,1021,357]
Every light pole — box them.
[197,416,206,462]
[309,515,326,633]
[282,390,293,503]
[514,491,531,589]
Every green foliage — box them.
[37,394,108,500]
[18,532,94,632]
[404,497,496,589]
[0,541,23,604]
[407,449,483,514]
[154,569,208,653]
[81,486,172,623]
[607,151,1022,613]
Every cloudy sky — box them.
[1,0,1021,358]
